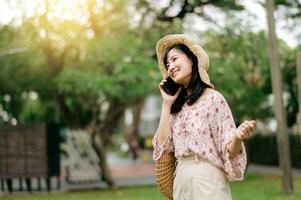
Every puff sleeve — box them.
[152,116,175,161]
[210,93,247,182]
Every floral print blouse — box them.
[152,90,247,182]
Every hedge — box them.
[245,134,301,168]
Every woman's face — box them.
[166,48,192,87]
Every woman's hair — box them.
[163,44,210,114]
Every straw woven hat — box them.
[156,34,215,89]
[154,152,176,200]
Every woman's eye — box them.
[166,64,170,69]
[172,57,177,61]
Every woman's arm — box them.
[227,136,243,158]
[157,102,173,145]
[156,79,181,145]
[228,120,256,158]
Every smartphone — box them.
[162,77,181,96]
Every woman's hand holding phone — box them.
[159,77,181,107]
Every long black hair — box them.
[163,44,211,114]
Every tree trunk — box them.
[126,101,144,160]
[266,0,293,194]
[91,133,116,189]
[90,98,126,188]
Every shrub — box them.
[245,134,301,168]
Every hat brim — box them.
[156,34,214,89]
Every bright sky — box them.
[0,0,299,47]
[242,0,299,47]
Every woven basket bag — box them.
[154,152,176,200]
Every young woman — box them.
[152,34,256,200]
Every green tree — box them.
[0,0,161,187]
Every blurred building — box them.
[138,94,161,137]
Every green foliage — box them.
[19,97,46,122]
[80,30,159,103]
[281,45,299,127]
[0,0,162,126]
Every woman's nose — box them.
[168,63,176,72]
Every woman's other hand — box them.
[235,120,256,141]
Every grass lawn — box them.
[1,173,301,200]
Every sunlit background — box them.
[0,0,301,199]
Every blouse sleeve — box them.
[210,93,247,182]
[152,115,174,161]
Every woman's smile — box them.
[171,69,179,78]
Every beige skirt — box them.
[173,155,232,200]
